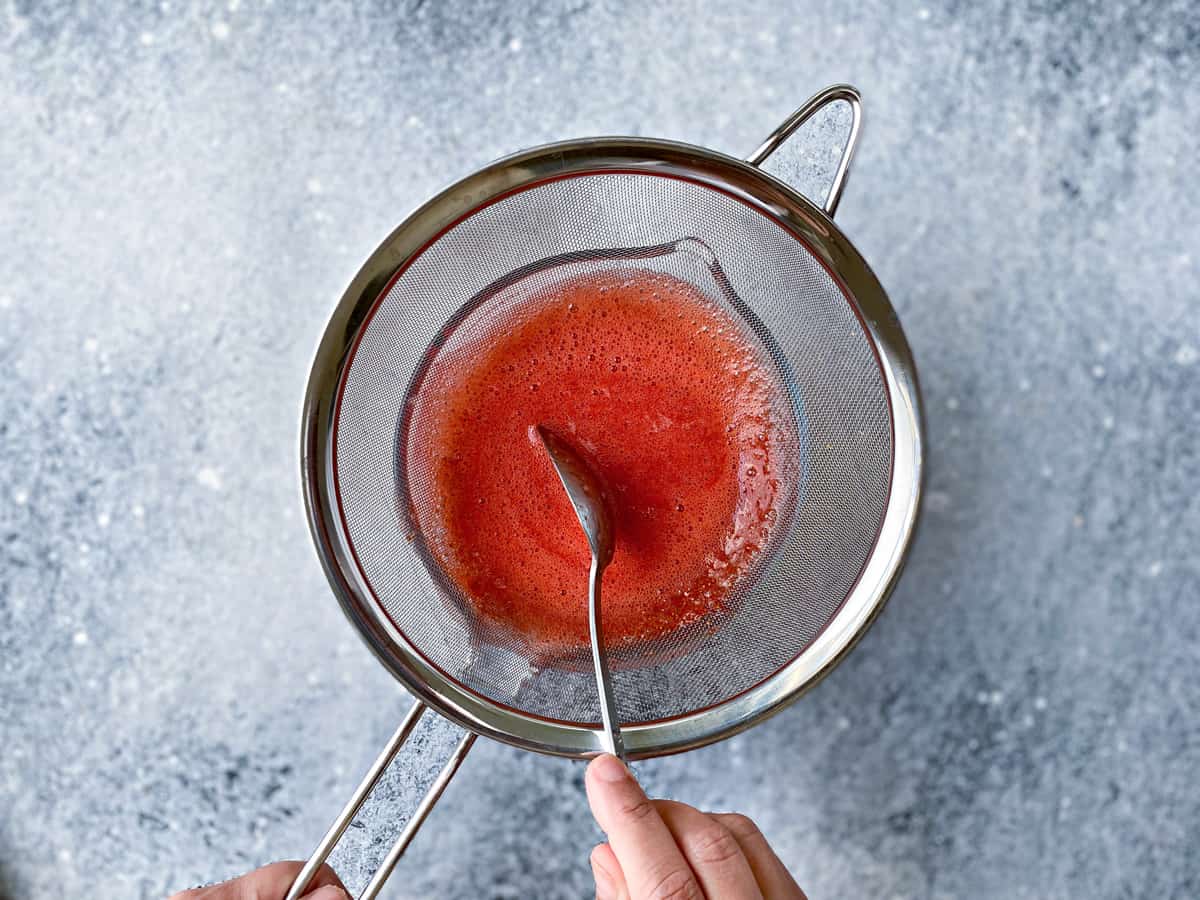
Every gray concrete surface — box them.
[2,1,1198,898]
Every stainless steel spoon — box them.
[535,425,625,759]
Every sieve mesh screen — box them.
[333,171,892,726]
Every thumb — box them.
[585,754,699,900]
[305,887,350,900]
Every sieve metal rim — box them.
[300,135,923,760]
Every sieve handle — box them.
[746,83,863,218]
[284,698,476,900]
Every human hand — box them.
[168,860,347,900]
[586,754,806,900]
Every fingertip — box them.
[587,753,631,785]
[590,841,618,869]
[307,886,350,900]
[586,754,643,823]
[590,843,622,900]
[312,860,349,892]
[590,842,611,874]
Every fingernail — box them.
[590,753,630,784]
[308,886,349,900]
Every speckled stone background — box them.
[2,1,1198,898]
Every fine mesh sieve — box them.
[288,85,923,900]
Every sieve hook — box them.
[284,699,476,900]
[747,83,863,217]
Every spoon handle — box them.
[589,557,625,759]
